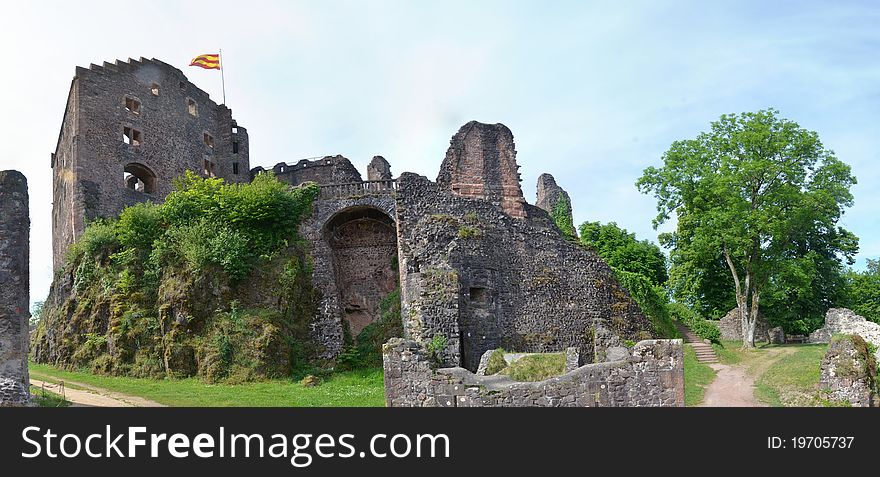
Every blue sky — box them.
[2,1,878,307]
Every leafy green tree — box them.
[637,109,857,347]
[843,259,880,323]
[579,221,668,286]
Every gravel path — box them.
[30,377,166,407]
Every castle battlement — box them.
[51,57,250,271]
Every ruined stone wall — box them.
[300,193,397,358]
[819,335,877,407]
[383,338,684,407]
[810,308,880,363]
[718,307,769,342]
[367,156,393,181]
[256,156,363,187]
[395,172,654,371]
[0,171,30,406]
[52,57,249,271]
[436,122,527,219]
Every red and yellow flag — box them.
[189,53,220,70]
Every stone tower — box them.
[367,155,393,181]
[436,121,527,218]
[0,171,30,406]
[51,57,250,271]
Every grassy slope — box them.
[754,344,828,407]
[30,363,385,407]
[683,344,716,406]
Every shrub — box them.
[484,348,507,375]
[612,268,678,339]
[668,302,721,343]
[426,334,448,364]
[499,353,565,382]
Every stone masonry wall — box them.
[300,193,397,358]
[256,155,363,187]
[0,171,30,406]
[436,121,527,219]
[52,57,249,271]
[718,307,769,342]
[396,172,655,371]
[383,338,684,407]
[810,308,880,364]
[819,335,877,407]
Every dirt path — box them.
[30,376,166,408]
[699,347,795,407]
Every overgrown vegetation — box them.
[32,173,325,382]
[498,353,565,382]
[551,195,577,240]
[668,302,720,343]
[612,267,678,339]
[842,259,880,324]
[484,348,508,375]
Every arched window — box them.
[123,162,158,194]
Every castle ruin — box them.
[45,57,682,405]
[51,58,250,271]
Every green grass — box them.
[712,340,745,365]
[29,385,70,407]
[29,362,385,407]
[683,344,716,406]
[754,344,828,407]
[499,353,566,382]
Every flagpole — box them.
[219,49,227,105]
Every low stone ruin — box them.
[818,335,877,407]
[0,170,30,407]
[718,307,769,343]
[809,308,880,363]
[383,338,684,407]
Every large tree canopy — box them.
[578,221,668,286]
[843,259,880,324]
[637,109,857,347]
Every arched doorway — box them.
[324,206,398,337]
[123,162,157,194]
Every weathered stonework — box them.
[0,171,30,406]
[294,157,397,358]
[718,307,769,343]
[383,338,684,407]
[51,57,250,271]
[252,155,363,187]
[436,121,527,219]
[819,335,877,407]
[536,174,571,215]
[367,156,393,181]
[809,308,880,363]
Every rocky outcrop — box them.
[819,334,877,407]
[718,307,769,343]
[809,308,880,363]
[0,170,30,406]
[535,173,576,237]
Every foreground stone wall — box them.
[383,338,684,407]
[810,308,880,363]
[396,172,654,371]
[819,335,877,407]
[0,171,30,406]
[718,307,769,342]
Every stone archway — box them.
[123,162,157,194]
[323,206,398,337]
